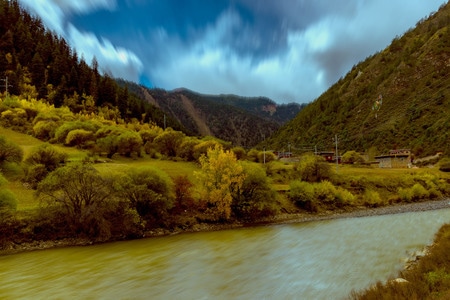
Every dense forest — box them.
[268,1,450,158]
[0,0,186,131]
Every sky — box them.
[18,0,447,104]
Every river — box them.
[1,208,450,300]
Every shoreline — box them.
[2,198,450,256]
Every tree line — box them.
[0,0,182,130]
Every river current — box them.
[1,208,450,299]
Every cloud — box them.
[144,0,446,103]
[18,0,143,82]
[67,25,143,81]
[19,0,447,104]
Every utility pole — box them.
[1,76,12,96]
[263,134,266,164]
[333,134,339,172]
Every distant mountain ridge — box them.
[118,81,303,147]
[267,2,450,158]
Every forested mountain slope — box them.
[268,2,450,157]
[119,82,303,147]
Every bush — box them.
[65,129,94,148]
[398,187,413,202]
[411,183,429,200]
[314,180,337,204]
[342,150,365,164]
[0,189,17,211]
[294,154,333,182]
[0,135,24,165]
[289,180,317,212]
[364,189,383,207]
[335,187,356,207]
[33,120,58,140]
[438,158,450,172]
[24,143,67,188]
[257,151,276,163]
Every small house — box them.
[375,149,411,168]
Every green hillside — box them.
[268,2,450,158]
[118,82,303,147]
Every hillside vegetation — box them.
[268,2,450,158]
[118,82,303,147]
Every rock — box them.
[391,278,409,284]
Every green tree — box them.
[231,162,278,220]
[117,131,143,157]
[37,164,116,238]
[195,145,246,221]
[116,167,174,227]
[154,128,185,157]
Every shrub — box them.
[246,149,260,163]
[438,158,450,172]
[65,129,95,148]
[33,120,58,140]
[231,147,246,160]
[0,189,17,211]
[0,135,24,165]
[54,120,99,143]
[342,150,365,164]
[289,180,317,212]
[364,189,383,207]
[411,183,429,200]
[398,187,413,202]
[314,180,337,204]
[257,151,276,163]
[294,154,333,182]
[335,187,356,207]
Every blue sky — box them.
[19,0,447,103]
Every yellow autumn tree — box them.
[195,145,246,221]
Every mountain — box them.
[1,0,302,148]
[267,2,450,158]
[118,81,303,147]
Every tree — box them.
[37,164,116,237]
[116,167,174,227]
[116,131,143,157]
[154,128,185,157]
[231,162,278,220]
[195,145,246,221]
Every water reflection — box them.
[1,209,449,299]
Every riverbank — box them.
[2,198,449,256]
